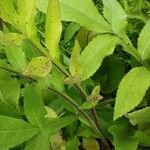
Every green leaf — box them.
[24,56,52,77]
[43,115,77,134]
[138,20,150,60]
[135,128,150,147]
[114,67,150,120]
[103,0,127,35]
[79,34,118,81]
[0,101,20,118]
[0,78,20,105]
[59,0,111,33]
[108,121,140,150]
[25,132,51,150]
[36,0,49,13]
[127,107,150,125]
[24,84,47,127]
[80,101,98,110]
[45,0,62,59]
[0,31,23,46]
[0,0,26,32]
[0,32,26,71]
[0,115,39,149]
[5,45,26,71]
[95,55,125,93]
[69,40,82,76]
[64,23,80,43]
[66,137,79,150]
[26,0,37,39]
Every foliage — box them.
[0,0,150,149]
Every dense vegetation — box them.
[0,0,150,149]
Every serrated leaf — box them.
[24,84,47,127]
[79,34,117,81]
[5,45,26,71]
[114,67,150,120]
[127,107,150,125]
[69,40,82,76]
[59,0,111,33]
[24,56,52,77]
[103,0,127,35]
[138,20,150,60]
[0,78,20,105]
[0,115,39,149]
[45,0,62,59]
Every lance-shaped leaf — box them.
[24,56,52,77]
[24,84,47,127]
[0,115,39,149]
[45,0,62,59]
[0,0,26,32]
[103,0,127,35]
[138,20,150,60]
[69,40,82,76]
[26,0,37,39]
[79,34,118,81]
[114,67,150,120]
[127,107,150,125]
[59,0,111,33]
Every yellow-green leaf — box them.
[69,40,82,76]
[26,0,37,39]
[45,0,62,59]
[24,56,52,77]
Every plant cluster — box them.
[0,0,150,149]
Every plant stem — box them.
[27,38,102,138]
[0,66,111,150]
